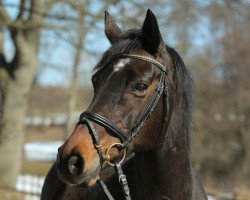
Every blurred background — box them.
[0,0,249,199]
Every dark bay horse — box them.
[41,9,207,200]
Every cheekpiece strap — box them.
[80,118,104,163]
[115,163,131,200]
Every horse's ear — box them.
[142,9,164,54]
[105,11,122,44]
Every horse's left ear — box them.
[105,11,122,44]
[142,9,164,54]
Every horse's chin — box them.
[58,164,101,187]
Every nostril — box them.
[68,154,84,176]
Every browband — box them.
[121,53,166,72]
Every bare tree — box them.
[191,0,250,188]
[0,0,48,187]
[0,0,100,188]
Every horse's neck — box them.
[132,149,192,200]
[132,108,193,200]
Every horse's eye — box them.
[135,82,148,92]
[132,82,149,96]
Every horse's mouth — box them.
[58,163,101,187]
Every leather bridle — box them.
[78,54,169,200]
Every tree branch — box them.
[27,0,46,23]
[0,27,8,71]
[47,0,81,10]
[1,2,109,25]
[0,27,10,86]
[0,21,73,31]
[16,0,26,22]
[0,2,13,24]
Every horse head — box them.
[57,9,175,187]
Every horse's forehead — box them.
[113,58,131,72]
[112,57,154,74]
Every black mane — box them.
[166,46,194,150]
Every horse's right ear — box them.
[105,11,122,44]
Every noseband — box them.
[78,54,169,200]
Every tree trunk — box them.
[0,0,45,187]
[0,32,39,187]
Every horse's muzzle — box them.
[56,148,86,185]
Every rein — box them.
[78,54,169,200]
